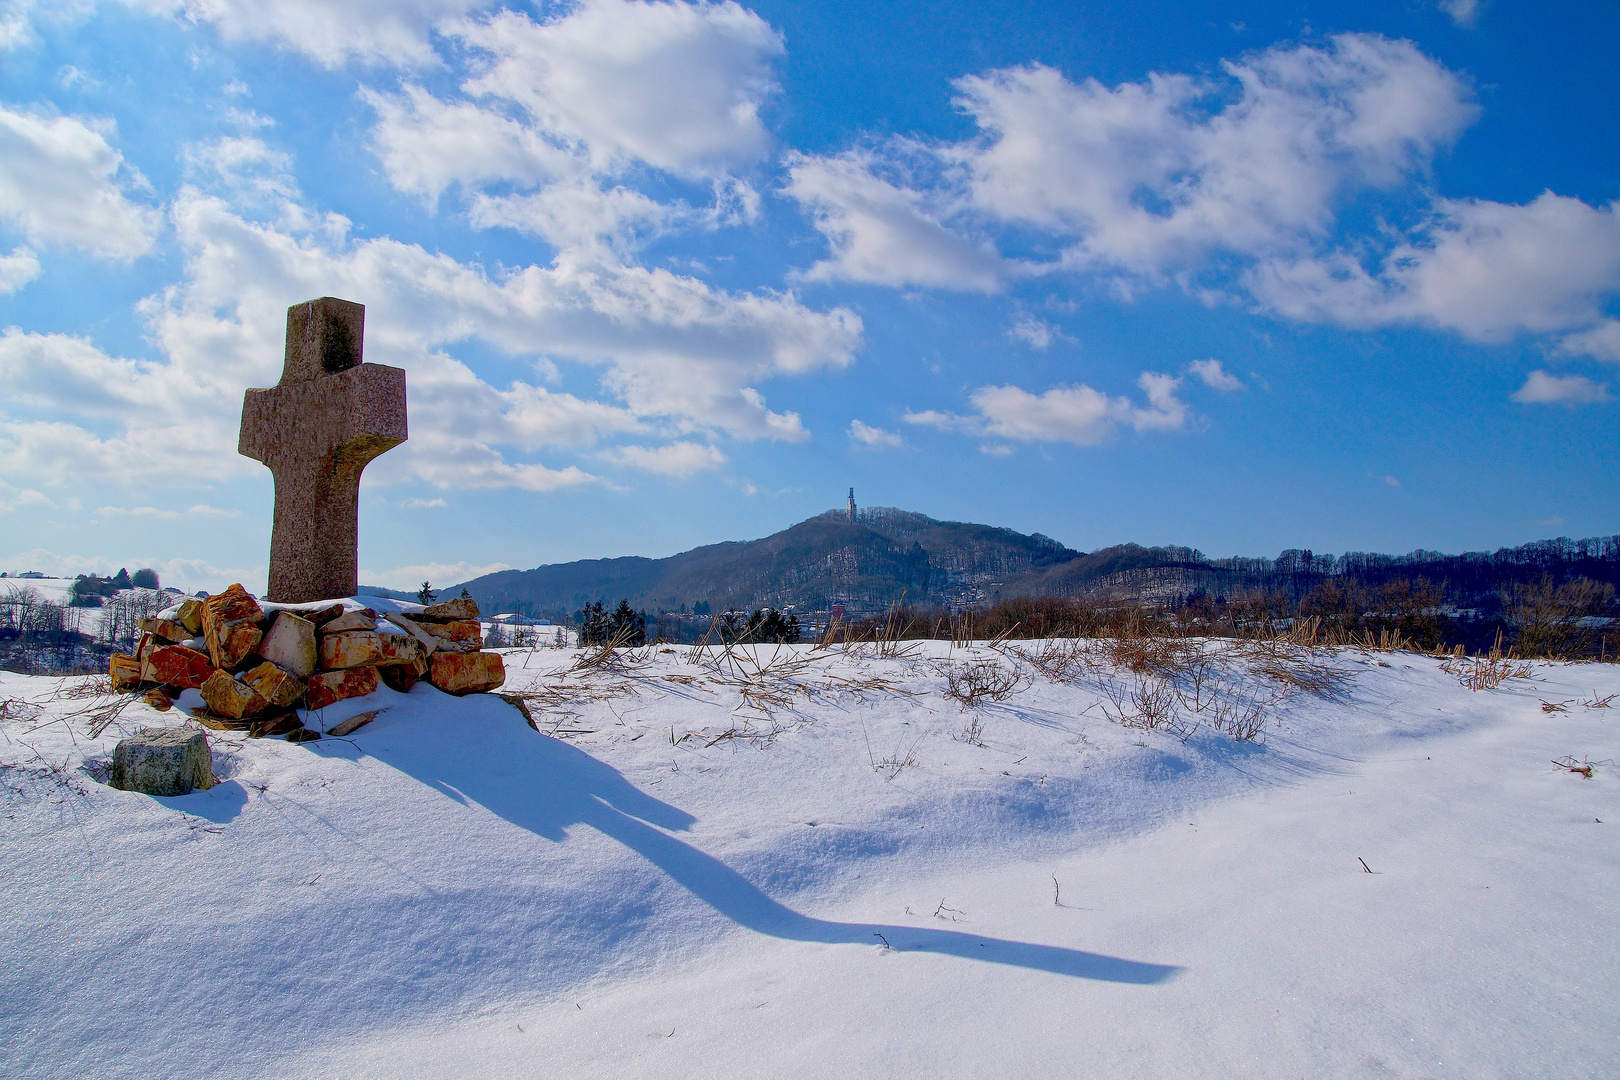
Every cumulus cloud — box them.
[1250,192,1620,344]
[0,165,859,493]
[456,1,782,177]
[598,440,728,476]
[848,419,901,448]
[0,244,38,292]
[784,149,1003,291]
[789,34,1476,293]
[131,0,493,68]
[1557,319,1620,364]
[1510,370,1610,406]
[905,373,1188,445]
[0,102,158,259]
[1188,358,1244,392]
[361,1,785,255]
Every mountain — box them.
[452,507,1620,621]
[455,506,1082,618]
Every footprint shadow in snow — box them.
[357,694,1182,986]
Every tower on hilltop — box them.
[847,487,857,523]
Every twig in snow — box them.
[872,933,892,950]
[1052,875,1060,906]
[1358,857,1374,874]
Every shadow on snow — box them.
[330,691,1181,986]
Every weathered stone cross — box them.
[239,297,407,604]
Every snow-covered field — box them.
[3,636,1616,1079]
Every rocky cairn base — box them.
[107,586,507,742]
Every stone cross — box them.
[239,297,407,604]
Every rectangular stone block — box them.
[109,653,143,693]
[306,665,379,710]
[425,619,483,647]
[111,727,216,796]
[137,616,192,644]
[379,654,427,692]
[428,650,505,695]
[200,670,270,720]
[261,611,317,677]
[203,583,265,669]
[321,609,377,634]
[176,598,204,635]
[375,632,424,667]
[319,630,383,670]
[421,597,479,622]
[242,660,306,708]
[218,623,264,672]
[147,645,216,690]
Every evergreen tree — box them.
[417,581,437,604]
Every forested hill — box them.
[444,509,1620,620]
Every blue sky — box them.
[0,0,1615,593]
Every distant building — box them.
[847,487,857,522]
[18,571,45,579]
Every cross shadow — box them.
[337,693,1182,985]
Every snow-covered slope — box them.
[3,641,1616,1079]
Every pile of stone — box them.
[107,584,506,741]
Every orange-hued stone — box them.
[242,661,306,708]
[319,630,383,670]
[426,619,483,647]
[136,616,192,644]
[306,665,379,710]
[200,670,270,720]
[218,623,264,672]
[203,583,265,669]
[379,655,427,692]
[142,688,173,711]
[147,645,216,690]
[428,650,505,695]
[109,653,143,693]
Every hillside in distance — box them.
[450,507,1620,621]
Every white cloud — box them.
[1382,474,1401,488]
[906,373,1188,445]
[947,34,1475,277]
[131,0,493,68]
[0,176,859,493]
[400,497,447,509]
[0,244,39,292]
[0,102,158,259]
[1439,0,1481,27]
[362,83,576,203]
[780,34,1620,358]
[784,149,1004,291]
[848,419,901,448]
[1510,370,1610,406]
[1008,312,1057,349]
[360,559,512,591]
[1250,192,1620,343]
[598,441,728,477]
[457,1,782,178]
[1557,319,1620,364]
[1188,357,1244,392]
